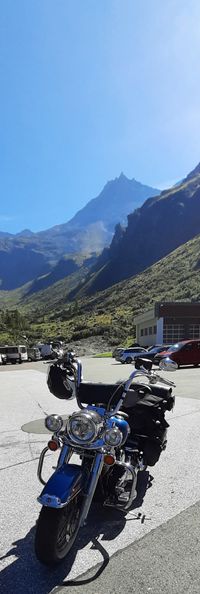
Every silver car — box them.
[115,347,148,364]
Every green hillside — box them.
[1,232,199,345]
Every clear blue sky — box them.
[1,0,200,233]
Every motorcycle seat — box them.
[78,382,152,407]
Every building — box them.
[133,302,200,347]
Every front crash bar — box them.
[37,444,71,486]
[37,446,49,486]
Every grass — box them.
[92,352,112,358]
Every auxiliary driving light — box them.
[45,414,63,433]
[104,427,123,447]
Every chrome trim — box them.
[37,485,83,508]
[37,444,72,485]
[57,444,72,468]
[104,459,138,511]
[76,359,82,387]
[39,452,104,514]
[79,452,105,527]
[37,494,62,508]
[115,460,138,510]
[37,446,49,485]
[45,414,63,433]
[104,427,123,447]
[67,410,103,446]
[63,434,105,450]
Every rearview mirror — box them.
[135,357,153,371]
[159,357,178,372]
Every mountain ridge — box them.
[74,164,200,296]
[0,174,160,290]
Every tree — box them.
[0,309,28,342]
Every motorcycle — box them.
[25,352,177,565]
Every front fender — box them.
[38,464,83,508]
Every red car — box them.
[154,339,200,368]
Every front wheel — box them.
[35,497,82,565]
[125,357,132,364]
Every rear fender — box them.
[38,463,84,508]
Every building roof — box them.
[133,301,200,324]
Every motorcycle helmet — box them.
[47,363,74,400]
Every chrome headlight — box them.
[105,427,123,447]
[45,414,63,433]
[67,410,102,444]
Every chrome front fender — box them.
[38,464,83,509]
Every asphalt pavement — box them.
[1,358,200,593]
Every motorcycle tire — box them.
[35,496,82,565]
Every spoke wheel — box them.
[35,496,82,565]
[56,503,80,551]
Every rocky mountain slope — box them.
[32,231,200,345]
[74,163,200,295]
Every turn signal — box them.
[104,454,115,466]
[48,439,59,451]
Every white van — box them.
[27,347,41,361]
[37,342,64,360]
[0,345,28,364]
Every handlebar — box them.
[105,365,175,417]
[149,372,175,387]
[54,352,175,415]
[123,366,176,389]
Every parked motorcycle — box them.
[27,352,177,565]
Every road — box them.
[1,358,200,593]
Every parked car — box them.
[134,344,172,363]
[115,346,148,364]
[112,347,125,358]
[154,339,200,367]
[27,347,41,361]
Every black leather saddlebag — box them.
[123,386,174,466]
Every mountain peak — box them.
[16,228,34,237]
[107,172,128,186]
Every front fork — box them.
[79,452,105,527]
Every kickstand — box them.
[128,511,151,523]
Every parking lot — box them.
[1,355,200,400]
[1,358,200,593]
